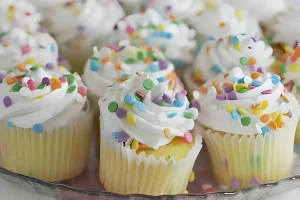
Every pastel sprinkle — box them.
[25,57,35,64]
[67,74,75,85]
[143,79,153,90]
[152,95,162,103]
[162,94,172,103]
[33,124,44,134]
[51,78,62,90]
[271,75,281,85]
[211,65,222,73]
[240,57,248,65]
[184,132,193,143]
[27,79,36,90]
[261,126,271,136]
[149,63,159,72]
[167,113,177,118]
[250,178,260,186]
[11,82,22,92]
[30,66,39,71]
[230,36,239,45]
[124,94,136,105]
[126,114,137,125]
[164,128,171,138]
[216,94,226,100]
[108,102,118,112]
[231,109,241,120]
[7,122,13,128]
[37,83,45,89]
[237,107,248,115]
[191,99,200,111]
[241,117,251,126]
[45,63,55,69]
[42,77,50,85]
[226,104,237,112]
[67,86,76,93]
[173,99,183,107]
[157,77,166,83]
[77,86,87,97]
[231,179,240,189]
[134,101,146,112]
[228,90,237,100]
[116,107,127,118]
[158,60,168,70]
[59,76,67,83]
[131,140,139,150]
[251,80,262,87]
[184,112,194,119]
[3,96,12,108]
[90,59,100,72]
[118,131,130,142]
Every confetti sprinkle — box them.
[33,124,44,134]
[126,114,136,125]
[108,102,118,112]
[143,79,153,90]
[3,96,12,108]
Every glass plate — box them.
[1,143,300,200]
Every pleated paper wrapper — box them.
[196,119,298,189]
[99,117,203,195]
[295,121,300,143]
[89,93,101,154]
[0,111,93,182]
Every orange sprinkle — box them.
[101,56,110,63]
[294,46,300,57]
[170,14,176,21]
[2,42,8,47]
[164,128,171,139]
[213,81,221,94]
[206,45,211,54]
[5,77,16,85]
[251,72,261,79]
[51,78,62,91]
[248,57,256,65]
[260,114,270,123]
[251,103,260,109]
[282,53,289,62]
[139,143,148,149]
[140,41,147,47]
[267,120,277,130]
[114,62,121,69]
[224,73,229,78]
[117,77,127,82]
[219,22,225,28]
[147,47,154,52]
[291,55,298,62]
[136,72,141,76]
[166,72,178,81]
[199,86,208,94]
[18,64,26,71]
[281,94,290,103]
[143,57,152,63]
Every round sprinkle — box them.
[126,114,136,125]
[11,82,22,92]
[30,66,39,71]
[42,77,50,85]
[124,94,136,105]
[67,74,75,85]
[143,79,153,90]
[134,101,146,112]
[90,59,100,72]
[164,128,171,138]
[131,139,139,150]
[240,57,248,65]
[173,99,183,107]
[167,113,177,118]
[210,65,222,73]
[59,76,67,83]
[184,132,193,143]
[108,101,118,112]
[45,63,55,69]
[241,117,251,126]
[26,57,35,64]
[231,109,241,120]
[231,179,240,189]
[162,94,172,103]
[184,112,194,119]
[250,177,260,186]
[230,36,239,45]
[3,96,12,108]
[67,86,76,93]
[149,63,159,72]
[175,92,185,100]
[7,122,13,128]
[157,77,166,83]
[33,124,44,134]
[257,67,264,73]
[116,107,127,118]
[77,86,87,97]
[271,75,281,85]
[27,79,36,90]
[261,126,271,136]
[251,80,262,87]
[137,51,144,60]
[191,99,200,111]
[216,94,226,100]
[228,90,237,100]
[158,60,168,70]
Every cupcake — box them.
[110,9,196,73]
[99,73,202,195]
[45,0,124,74]
[82,41,184,153]
[183,34,274,97]
[193,67,300,188]
[224,0,287,25]
[118,0,145,14]
[0,0,42,34]
[189,3,262,45]
[0,59,93,181]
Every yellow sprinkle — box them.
[72,7,80,14]
[126,114,136,125]
[275,113,282,124]
[127,49,135,55]
[284,45,295,54]
[189,171,195,182]
[8,11,15,20]
[157,24,165,31]
[164,128,171,138]
[130,32,140,39]
[122,102,133,110]
[253,109,263,116]
[260,101,269,110]
[237,107,248,115]
[130,140,139,150]
[235,9,244,21]
[58,65,67,71]
[290,63,299,72]
[271,112,280,120]
[35,94,46,99]
[194,70,202,80]
[226,104,237,113]
[168,80,175,90]
[110,50,116,57]
[233,83,248,91]
[234,43,241,51]
[26,57,35,65]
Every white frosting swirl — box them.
[193,34,274,81]
[193,67,299,134]
[100,73,198,149]
[83,42,183,98]
[190,4,262,44]
[0,28,59,71]
[0,62,88,130]
[224,0,287,24]
[110,9,196,65]
[0,0,41,34]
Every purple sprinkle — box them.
[248,65,256,73]
[45,63,55,69]
[82,101,88,111]
[250,177,260,186]
[257,67,264,73]
[191,99,200,111]
[3,96,12,108]
[251,37,257,42]
[0,73,6,83]
[116,107,127,118]
[77,25,85,32]
[293,40,299,49]
[216,94,226,100]
[175,92,185,100]
[162,94,172,103]
[42,77,50,85]
[224,85,233,93]
[158,60,168,70]
[152,94,162,104]
[228,90,237,100]
[288,110,292,118]
[118,131,130,142]
[231,179,240,189]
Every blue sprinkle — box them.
[238,78,245,83]
[122,74,129,78]
[157,77,167,83]
[231,109,241,120]
[210,65,222,73]
[231,36,239,45]
[208,36,215,41]
[112,132,119,141]
[153,31,160,37]
[172,60,185,69]
[90,59,100,72]
[251,80,262,87]
[7,122,13,128]
[234,77,240,83]
[33,124,44,134]
[167,113,177,118]
[51,44,55,53]
[173,99,184,107]
[134,101,146,112]
[271,75,281,85]
[124,94,136,105]
[261,126,271,136]
[149,63,159,72]
[165,32,173,39]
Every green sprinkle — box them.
[297,86,300,94]
[11,69,18,73]
[67,74,75,85]
[184,112,194,119]
[67,86,76,93]
[134,93,142,101]
[240,57,248,66]
[125,58,136,64]
[160,45,167,52]
[147,51,154,58]
[241,117,251,126]
[108,101,118,112]
[238,88,249,93]
[143,79,153,90]
[37,83,45,89]
[158,101,169,107]
[30,66,40,71]
[280,65,287,76]
[90,56,99,61]
[11,82,22,92]
[172,20,180,25]
[137,51,144,60]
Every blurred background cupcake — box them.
[118,0,145,14]
[99,73,202,195]
[193,67,299,188]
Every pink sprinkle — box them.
[126,26,135,34]
[21,45,31,55]
[261,89,272,94]
[25,12,31,16]
[249,86,256,90]
[181,90,187,96]
[27,79,36,91]
[59,76,67,83]
[77,86,87,97]
[184,132,193,143]
[217,38,223,44]
[136,90,145,98]
[110,44,118,51]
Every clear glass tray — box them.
[1,143,300,200]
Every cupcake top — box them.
[193,67,299,135]
[193,34,274,82]
[46,0,124,50]
[0,0,42,34]
[118,0,145,14]
[224,0,287,24]
[190,3,262,44]
[100,73,198,149]
[83,41,182,98]
[0,59,88,131]
[0,28,59,70]
[110,9,196,66]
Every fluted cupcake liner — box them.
[295,121,300,143]
[99,116,203,195]
[0,111,93,182]
[196,120,297,189]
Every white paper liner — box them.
[196,120,297,189]
[99,116,203,195]
[0,111,93,182]
[295,121,300,143]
